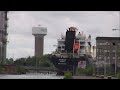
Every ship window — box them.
[113,50,115,52]
[61,50,66,53]
[62,46,65,49]
[58,46,61,51]
[104,50,107,52]
[99,57,101,59]
[58,46,61,49]
[96,49,98,52]
[118,43,120,45]
[113,57,115,59]
[118,57,120,59]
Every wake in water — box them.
[0,73,63,79]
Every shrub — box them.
[75,68,86,75]
[117,73,120,79]
[16,66,26,74]
[0,65,5,73]
[64,71,73,79]
[75,66,93,76]
[85,66,93,76]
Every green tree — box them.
[6,58,14,64]
[14,58,26,66]
[38,55,54,67]
[13,54,54,67]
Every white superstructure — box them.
[55,27,92,58]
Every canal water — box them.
[0,73,64,79]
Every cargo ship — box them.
[50,27,93,73]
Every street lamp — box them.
[112,12,120,33]
[112,29,120,75]
[113,42,117,75]
[112,29,120,38]
[103,42,108,76]
[112,11,120,75]
[104,49,106,76]
[0,42,2,64]
[96,60,99,75]
[115,45,117,75]
[112,29,120,30]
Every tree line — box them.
[5,54,54,67]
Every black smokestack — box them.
[65,27,76,53]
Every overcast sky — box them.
[7,11,119,60]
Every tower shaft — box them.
[35,36,44,57]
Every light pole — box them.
[35,57,37,72]
[0,42,2,64]
[112,42,117,75]
[112,29,120,75]
[104,48,106,76]
[104,52,106,76]
[97,60,99,75]
[115,45,117,75]
[112,11,120,75]
[104,42,109,76]
[108,46,111,75]
[112,11,120,36]
[112,29,120,39]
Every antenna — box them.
[12,53,14,61]
[82,31,83,35]
[38,24,41,26]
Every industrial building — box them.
[32,25,47,57]
[0,11,8,64]
[96,37,120,73]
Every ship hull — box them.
[50,55,91,72]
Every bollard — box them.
[100,75,104,79]
[107,76,112,79]
[96,75,99,77]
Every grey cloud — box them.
[7,11,119,59]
